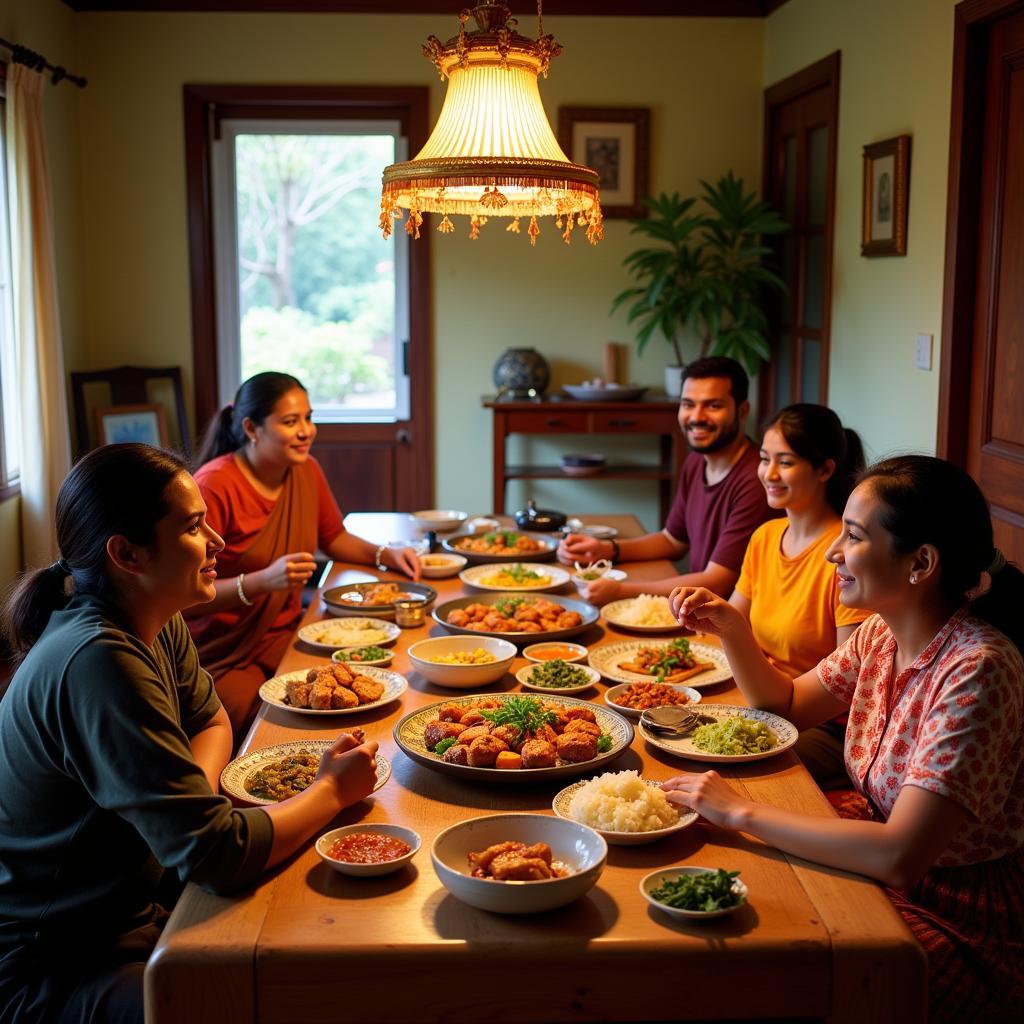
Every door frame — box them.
[937,0,1024,464]
[182,83,434,504]
[759,51,840,412]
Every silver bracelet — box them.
[374,544,388,571]
[236,573,254,606]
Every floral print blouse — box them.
[816,609,1023,866]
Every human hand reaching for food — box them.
[557,533,610,565]
[661,771,753,831]
[669,587,742,636]
[253,551,317,592]
[584,575,622,606]
[317,730,379,808]
[382,545,421,581]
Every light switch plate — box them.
[915,333,933,371]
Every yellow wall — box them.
[0,0,81,585]
[763,0,957,461]
[69,12,763,532]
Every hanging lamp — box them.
[380,1,603,247]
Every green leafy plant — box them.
[612,172,788,374]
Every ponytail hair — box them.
[195,371,305,468]
[860,455,1024,653]
[764,403,866,515]
[2,443,186,659]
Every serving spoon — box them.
[640,707,716,738]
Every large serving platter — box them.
[393,692,634,784]
[221,739,391,806]
[321,581,437,620]
[588,639,732,690]
[602,597,684,634]
[442,530,558,564]
[297,616,400,652]
[638,704,798,764]
[551,777,699,845]
[258,666,407,716]
[459,561,571,593]
[433,591,599,643]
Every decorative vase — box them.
[493,347,551,398]
[664,365,685,398]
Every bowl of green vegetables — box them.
[640,866,748,920]
[331,645,394,668]
[515,659,600,694]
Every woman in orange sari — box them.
[186,372,420,739]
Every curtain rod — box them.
[0,37,87,88]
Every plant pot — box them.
[664,365,685,398]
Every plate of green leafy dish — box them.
[637,703,797,764]
[392,692,633,783]
[640,866,748,919]
[516,660,600,694]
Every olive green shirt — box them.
[0,594,272,948]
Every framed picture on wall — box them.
[95,404,169,448]
[861,134,911,256]
[557,107,650,218]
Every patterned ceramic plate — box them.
[552,776,699,845]
[602,597,684,634]
[220,739,391,806]
[588,640,731,690]
[459,562,571,593]
[297,617,400,652]
[638,703,798,764]
[259,666,407,716]
[321,582,437,620]
[393,692,634,784]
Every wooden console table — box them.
[483,396,685,522]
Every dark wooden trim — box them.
[760,51,840,411]
[936,0,1024,465]
[182,83,434,503]
[64,1,780,15]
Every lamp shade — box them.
[380,3,603,246]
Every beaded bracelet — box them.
[236,573,254,607]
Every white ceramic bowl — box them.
[467,517,501,534]
[316,823,421,877]
[412,509,469,532]
[418,553,468,579]
[571,568,627,593]
[516,662,600,694]
[407,635,516,688]
[431,813,607,914]
[522,641,588,664]
[639,866,749,919]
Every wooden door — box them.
[761,53,840,411]
[941,2,1024,566]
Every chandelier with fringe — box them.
[380,2,603,247]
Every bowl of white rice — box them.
[551,770,699,845]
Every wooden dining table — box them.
[145,514,926,1024]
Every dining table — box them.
[145,513,927,1024]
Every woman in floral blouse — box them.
[665,455,1023,1023]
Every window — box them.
[211,120,410,422]
[0,73,21,494]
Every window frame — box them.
[183,85,432,447]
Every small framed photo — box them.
[558,106,650,219]
[95,404,168,448]
[861,134,911,256]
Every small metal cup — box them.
[394,598,426,628]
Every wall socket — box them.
[915,333,933,371]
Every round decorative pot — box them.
[493,347,550,397]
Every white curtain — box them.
[6,63,71,567]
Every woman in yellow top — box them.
[731,403,870,787]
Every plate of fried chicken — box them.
[259,663,408,716]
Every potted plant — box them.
[612,172,788,395]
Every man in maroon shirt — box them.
[559,356,779,605]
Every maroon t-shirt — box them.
[663,441,781,573]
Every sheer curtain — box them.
[6,63,70,566]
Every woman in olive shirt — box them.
[0,444,378,1024]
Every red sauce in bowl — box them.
[531,646,583,661]
[327,832,411,864]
